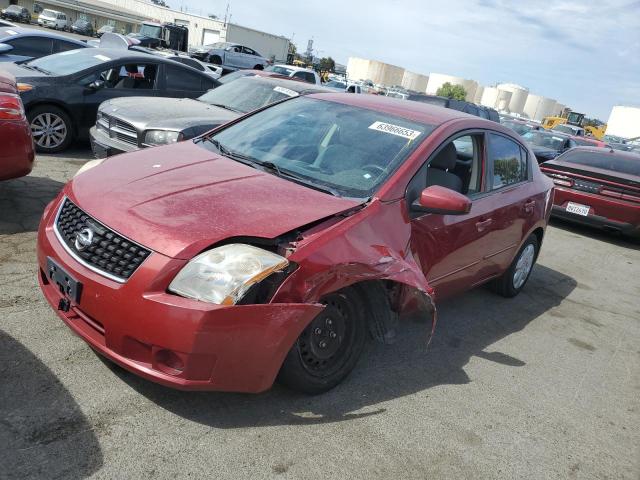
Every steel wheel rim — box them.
[513,244,535,289]
[31,112,67,149]
[297,294,356,377]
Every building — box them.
[480,87,499,109]
[606,106,640,139]
[346,57,405,86]
[426,73,477,102]
[0,0,290,61]
[401,70,428,93]
[473,85,484,104]
[497,83,529,115]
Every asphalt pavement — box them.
[1,147,639,479]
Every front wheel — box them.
[210,55,222,65]
[278,287,367,394]
[253,64,264,70]
[491,235,539,298]
[28,105,75,154]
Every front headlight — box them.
[168,244,289,305]
[143,130,182,146]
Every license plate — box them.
[46,257,82,303]
[566,202,590,216]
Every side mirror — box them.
[0,43,14,54]
[411,185,472,215]
[86,79,105,91]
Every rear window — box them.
[560,151,640,176]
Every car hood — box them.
[69,141,362,259]
[100,96,239,131]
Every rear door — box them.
[161,63,214,98]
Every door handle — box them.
[475,218,493,232]
[524,199,536,214]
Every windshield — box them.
[139,24,162,38]
[99,25,113,31]
[199,97,433,198]
[523,131,566,150]
[28,49,109,76]
[560,151,640,176]
[218,70,254,84]
[504,121,533,135]
[324,80,346,89]
[198,78,301,113]
[267,65,294,76]
[74,20,89,26]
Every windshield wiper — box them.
[253,160,341,197]
[29,65,51,75]
[208,103,243,113]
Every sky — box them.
[183,0,639,120]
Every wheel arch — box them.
[25,100,78,136]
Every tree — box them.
[436,82,467,100]
[318,56,335,72]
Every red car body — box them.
[37,94,553,393]
[541,147,640,237]
[0,71,34,181]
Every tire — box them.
[278,287,367,394]
[211,55,222,65]
[491,234,539,298]
[253,64,264,70]
[27,105,75,154]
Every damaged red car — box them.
[37,94,553,394]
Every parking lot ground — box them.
[1,147,639,479]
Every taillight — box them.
[543,170,574,187]
[0,93,25,121]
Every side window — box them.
[293,71,315,83]
[54,40,81,53]
[488,133,527,190]
[242,47,256,55]
[6,37,53,57]
[86,63,158,89]
[426,134,484,195]
[177,58,204,71]
[165,64,204,91]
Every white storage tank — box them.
[426,73,478,102]
[473,85,484,104]
[606,106,640,139]
[523,94,557,121]
[346,57,405,86]
[497,83,529,115]
[401,71,429,92]
[496,90,513,112]
[554,104,566,117]
[480,87,499,109]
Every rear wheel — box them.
[253,64,263,70]
[211,55,222,65]
[28,105,74,154]
[278,287,367,394]
[492,235,539,297]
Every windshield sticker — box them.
[273,86,298,97]
[369,122,421,140]
[93,54,111,62]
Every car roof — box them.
[0,26,87,45]
[305,93,476,126]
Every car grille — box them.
[573,179,601,194]
[55,198,151,282]
[96,113,138,146]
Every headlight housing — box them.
[143,130,182,146]
[168,244,289,305]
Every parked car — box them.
[265,64,321,84]
[572,136,610,148]
[0,70,34,180]
[521,130,577,163]
[96,24,114,38]
[38,94,552,394]
[501,118,541,136]
[0,27,89,63]
[407,94,500,122]
[552,124,585,137]
[4,47,219,153]
[90,76,330,157]
[541,147,640,237]
[131,46,223,80]
[37,9,67,30]
[190,42,268,70]
[70,19,94,36]
[1,5,31,24]
[603,135,633,152]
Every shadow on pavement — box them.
[112,264,577,428]
[0,331,103,478]
[0,176,64,234]
[550,217,639,250]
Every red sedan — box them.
[541,147,640,237]
[37,94,553,394]
[0,71,34,181]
